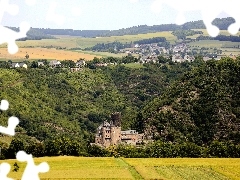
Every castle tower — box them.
[101,121,111,147]
[111,112,121,127]
[110,112,121,145]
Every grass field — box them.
[190,29,240,38]
[41,31,176,49]
[75,31,177,48]
[1,157,240,180]
[188,40,240,49]
[0,38,79,49]
[187,40,240,56]
[0,31,176,50]
[0,31,176,61]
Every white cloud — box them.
[129,0,139,3]
[46,1,65,26]
[25,0,36,6]
[71,7,82,17]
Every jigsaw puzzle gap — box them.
[16,151,50,180]
[0,163,13,180]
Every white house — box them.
[49,60,61,67]
[11,62,27,69]
[76,60,86,67]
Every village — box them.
[119,42,228,63]
[7,41,229,71]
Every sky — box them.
[1,0,229,30]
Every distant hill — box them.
[37,17,235,37]
[100,17,235,37]
[7,27,56,40]
[182,17,235,30]
[7,17,236,38]
[30,29,110,38]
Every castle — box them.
[94,112,145,148]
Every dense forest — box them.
[140,57,240,145]
[84,42,132,52]
[1,56,240,158]
[133,37,166,45]
[172,30,203,40]
[34,29,110,37]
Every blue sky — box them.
[1,0,229,30]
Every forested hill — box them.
[0,57,203,150]
[140,57,240,145]
[17,17,235,37]
[1,57,240,158]
[101,17,235,37]
[0,68,126,142]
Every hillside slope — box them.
[141,57,240,145]
[0,68,127,143]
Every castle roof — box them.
[97,121,111,130]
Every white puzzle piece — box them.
[16,151,49,180]
[0,116,19,136]
[0,0,30,54]
[0,163,13,180]
[0,100,9,111]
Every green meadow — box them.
[0,31,176,50]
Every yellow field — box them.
[10,38,78,49]
[187,29,240,39]
[1,157,240,180]
[0,48,101,61]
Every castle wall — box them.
[102,127,111,147]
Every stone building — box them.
[94,112,145,148]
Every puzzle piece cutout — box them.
[0,163,13,180]
[0,100,19,136]
[151,0,240,37]
[0,99,9,111]
[0,116,19,136]
[0,21,30,54]
[0,0,31,54]
[16,151,49,180]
